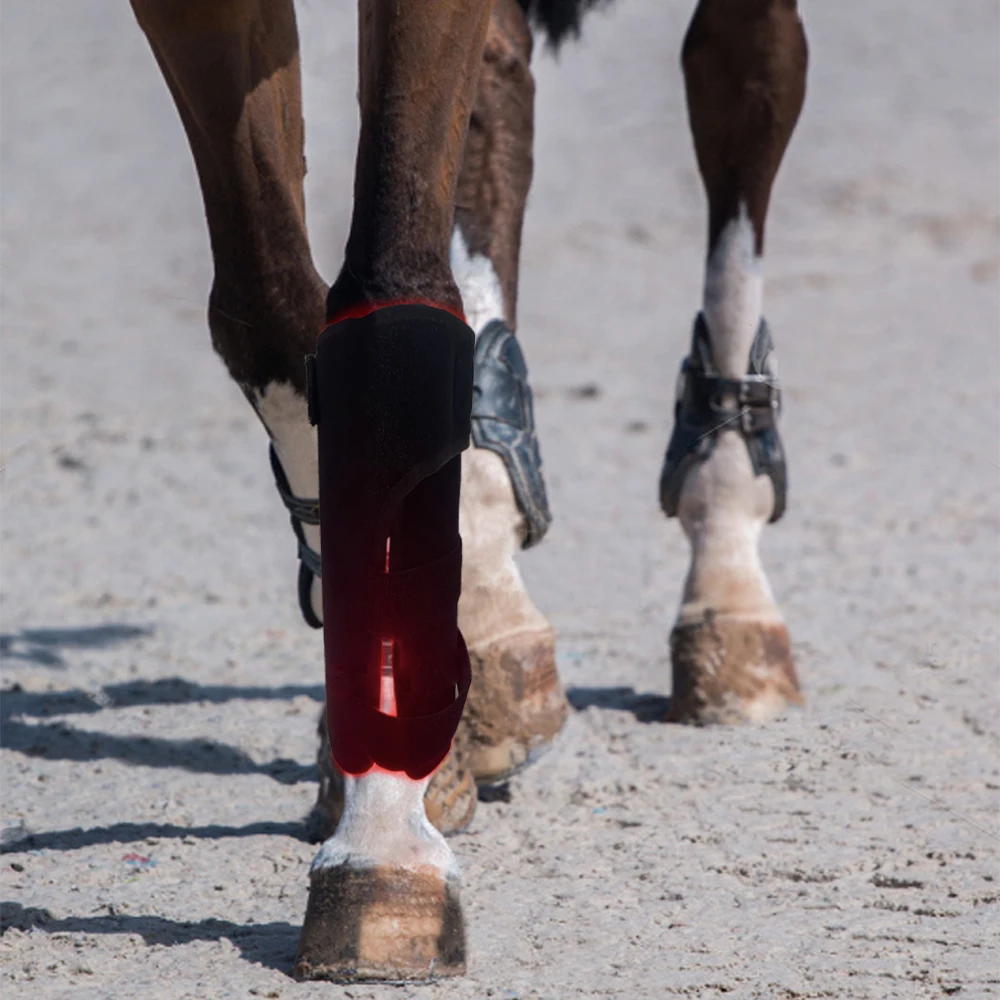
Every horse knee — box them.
[682,0,807,97]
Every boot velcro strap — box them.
[269,444,320,526]
[327,635,471,778]
[683,367,781,434]
[376,543,463,631]
[297,540,323,580]
[368,543,466,776]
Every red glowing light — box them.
[323,298,465,335]
[379,536,397,717]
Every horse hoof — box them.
[463,627,569,784]
[666,614,803,724]
[310,719,477,841]
[424,729,478,833]
[293,865,466,982]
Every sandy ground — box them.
[2,1,998,998]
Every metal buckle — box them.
[738,374,780,410]
[737,376,780,433]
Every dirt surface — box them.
[2,1,998,998]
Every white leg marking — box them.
[702,203,763,377]
[449,227,505,336]
[679,201,777,619]
[253,382,322,622]
[311,771,458,878]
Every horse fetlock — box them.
[676,430,776,540]
[458,448,544,642]
[309,709,477,841]
[311,773,457,876]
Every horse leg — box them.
[130,0,481,980]
[450,0,568,783]
[660,0,808,722]
[308,2,565,854]
[129,0,326,612]
[294,0,495,981]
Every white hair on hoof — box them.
[310,771,458,878]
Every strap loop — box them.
[326,634,472,778]
[269,443,323,629]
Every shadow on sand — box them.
[0,719,315,786]
[567,685,672,722]
[1,677,324,721]
[0,624,155,669]
[2,619,322,786]
[0,818,310,855]
[0,902,300,974]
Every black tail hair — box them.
[517,0,607,49]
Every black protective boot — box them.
[308,304,475,780]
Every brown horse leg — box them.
[295,0,493,983]
[450,0,568,784]
[324,0,492,318]
[129,0,327,621]
[665,0,808,723]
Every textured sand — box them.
[2,1,998,997]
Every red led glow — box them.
[323,298,465,334]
